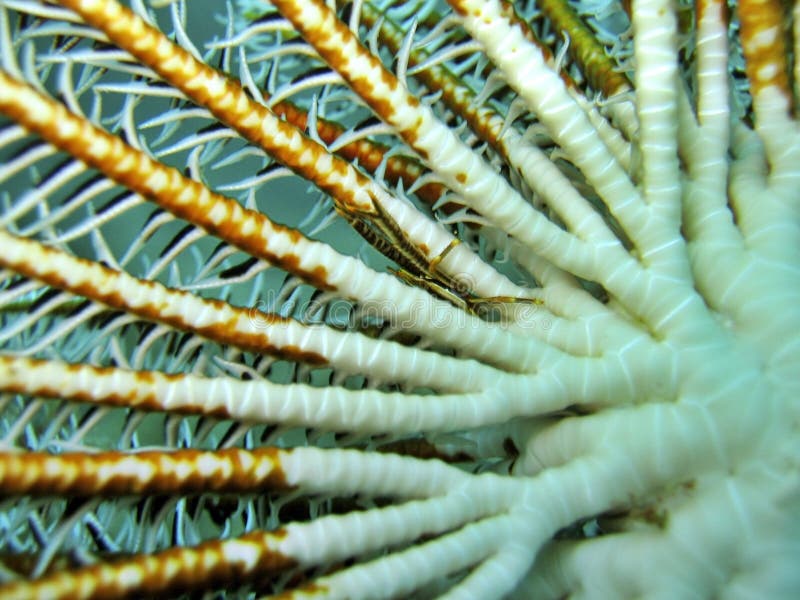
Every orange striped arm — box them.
[0,355,508,433]
[526,0,632,98]
[0,232,500,391]
[0,530,295,600]
[738,0,792,113]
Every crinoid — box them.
[0,0,798,597]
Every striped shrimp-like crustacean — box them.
[0,0,798,598]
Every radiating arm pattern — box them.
[0,0,797,598]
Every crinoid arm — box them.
[0,0,798,598]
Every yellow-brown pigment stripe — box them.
[0,355,238,419]
[0,448,289,496]
[270,99,446,207]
